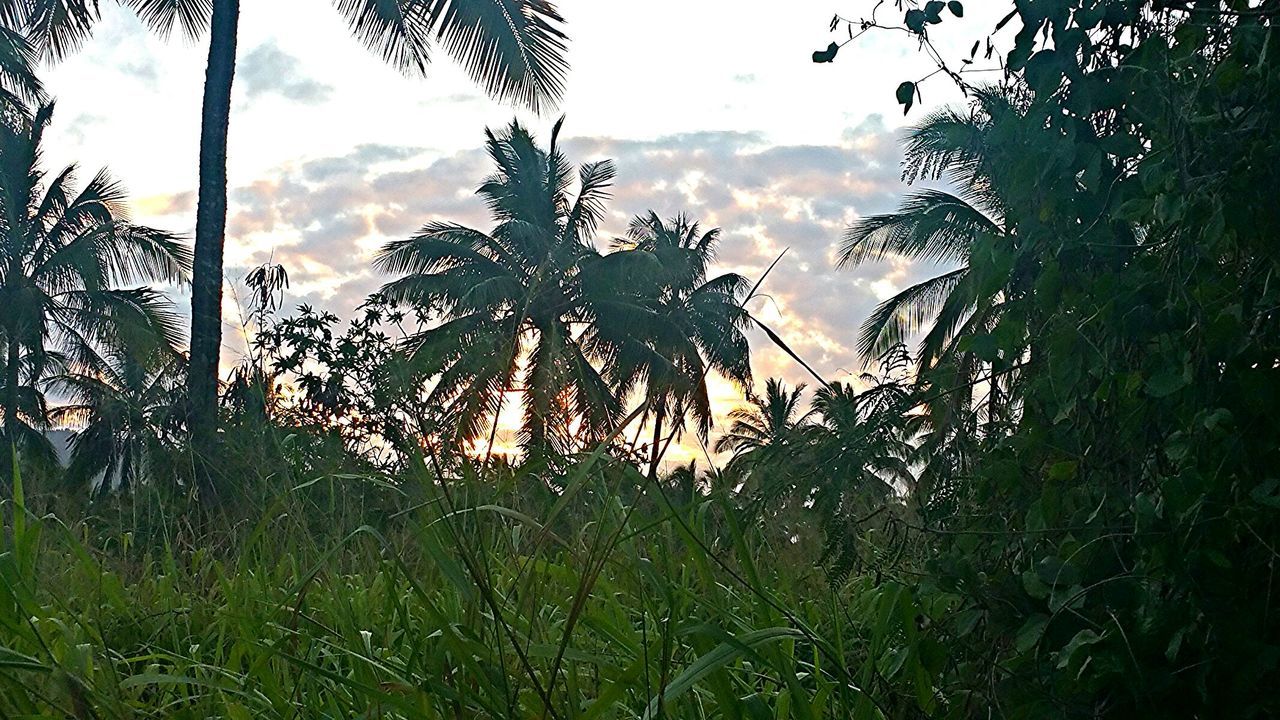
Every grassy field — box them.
[2,457,928,719]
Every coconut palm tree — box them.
[376,119,618,462]
[5,0,571,493]
[48,341,186,496]
[713,378,810,467]
[801,375,914,576]
[711,379,811,548]
[805,377,914,505]
[838,90,1017,370]
[0,102,190,476]
[838,89,1028,440]
[593,212,753,478]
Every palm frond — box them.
[839,189,998,267]
[121,0,212,39]
[429,0,568,113]
[333,0,434,74]
[21,0,100,62]
[562,158,614,243]
[0,24,44,102]
[856,266,969,360]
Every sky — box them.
[38,0,1009,464]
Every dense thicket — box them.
[816,0,1280,715]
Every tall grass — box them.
[0,444,927,719]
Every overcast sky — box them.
[39,0,1008,463]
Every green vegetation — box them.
[4,0,1280,717]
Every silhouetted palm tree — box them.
[0,103,189,472]
[6,0,571,494]
[49,342,186,496]
[376,119,618,461]
[714,378,810,466]
[0,18,41,111]
[838,90,1019,371]
[596,212,753,477]
[801,375,914,576]
[839,89,1029,447]
[806,378,914,504]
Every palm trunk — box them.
[187,0,240,498]
[986,362,1000,437]
[4,340,17,438]
[3,337,21,491]
[647,405,665,481]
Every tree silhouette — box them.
[48,340,186,496]
[593,212,753,477]
[0,102,189,477]
[714,378,810,467]
[5,0,571,496]
[376,119,618,461]
[838,90,1019,370]
[839,89,1026,438]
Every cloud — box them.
[135,190,194,217]
[64,112,108,146]
[301,143,427,183]
[219,117,942,411]
[121,57,159,86]
[239,43,333,104]
[420,92,487,107]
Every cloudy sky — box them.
[39,0,1006,462]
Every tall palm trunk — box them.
[187,0,239,497]
[986,361,1000,438]
[4,337,20,489]
[4,337,18,439]
[647,405,665,481]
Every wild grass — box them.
[1,450,915,719]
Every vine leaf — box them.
[905,9,927,33]
[896,80,917,114]
[924,1,946,24]
[812,41,839,63]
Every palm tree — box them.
[802,376,914,576]
[838,90,1016,371]
[376,119,619,462]
[805,378,914,505]
[594,212,753,478]
[0,19,41,112]
[838,89,1028,439]
[48,340,186,496]
[6,0,571,493]
[711,379,811,549]
[713,378,810,470]
[0,102,190,477]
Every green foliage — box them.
[895,80,917,114]
[244,293,439,469]
[822,1,1280,716]
[812,41,839,63]
[1,447,892,719]
[374,123,751,466]
[0,101,190,486]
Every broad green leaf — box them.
[1015,615,1050,653]
[641,628,804,719]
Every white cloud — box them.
[239,42,334,104]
